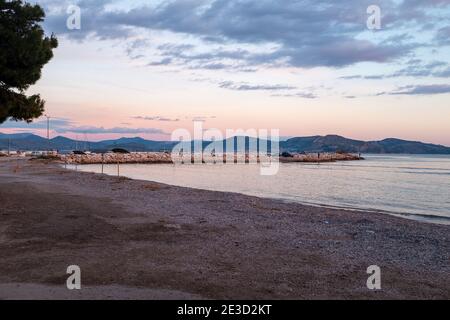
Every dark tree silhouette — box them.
[0,0,58,124]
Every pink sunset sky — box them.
[1,0,450,146]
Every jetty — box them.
[58,152,363,165]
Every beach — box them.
[0,157,449,299]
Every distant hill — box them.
[282,135,365,153]
[93,137,176,152]
[281,135,450,154]
[0,133,449,154]
[0,133,51,150]
[365,138,450,154]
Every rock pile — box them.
[60,152,173,164]
[59,151,363,164]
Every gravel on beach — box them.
[0,158,448,299]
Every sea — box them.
[68,154,450,224]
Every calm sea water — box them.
[69,155,450,224]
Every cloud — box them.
[192,115,217,122]
[218,81,296,91]
[435,26,450,45]
[132,116,180,122]
[0,117,168,135]
[377,84,450,96]
[272,92,318,99]
[34,0,450,100]
[340,60,450,80]
[39,0,450,71]
[151,44,258,72]
[0,117,74,129]
[340,75,363,80]
[433,67,450,77]
[195,62,229,70]
[55,126,168,135]
[147,58,173,66]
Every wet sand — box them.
[0,157,449,299]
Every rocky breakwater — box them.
[280,152,363,163]
[60,152,173,164]
[59,152,363,165]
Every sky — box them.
[1,0,450,145]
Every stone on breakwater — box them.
[59,152,173,164]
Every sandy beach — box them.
[0,157,449,300]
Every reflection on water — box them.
[68,154,450,224]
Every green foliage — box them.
[0,0,58,123]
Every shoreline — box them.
[65,161,450,226]
[0,158,449,299]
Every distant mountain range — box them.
[281,135,450,154]
[1,132,449,154]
